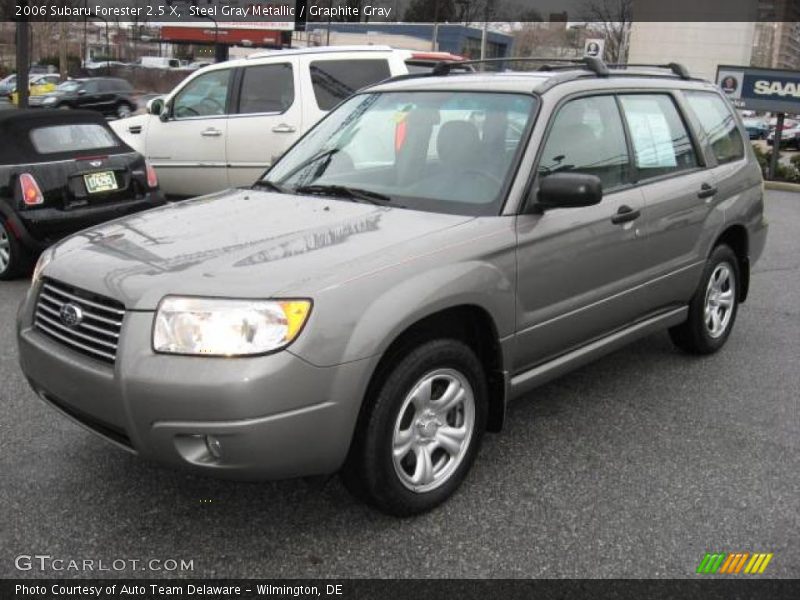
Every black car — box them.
[0,110,164,279]
[30,77,137,118]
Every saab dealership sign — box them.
[717,65,800,113]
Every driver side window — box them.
[172,69,231,119]
[538,95,631,192]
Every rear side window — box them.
[310,59,391,111]
[238,64,294,114]
[618,94,698,179]
[684,91,745,164]
[30,124,118,154]
[538,95,631,191]
[112,79,132,92]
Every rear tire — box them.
[0,217,30,280]
[341,338,488,516]
[669,244,740,354]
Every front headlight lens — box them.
[42,96,56,104]
[153,297,312,356]
[31,248,52,285]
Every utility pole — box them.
[431,0,439,50]
[16,4,30,109]
[59,21,68,79]
[480,0,494,63]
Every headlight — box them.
[153,297,312,356]
[31,248,53,285]
[42,96,56,104]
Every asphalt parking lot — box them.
[1,191,798,579]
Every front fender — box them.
[110,114,148,154]
[291,260,516,368]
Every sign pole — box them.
[770,112,784,180]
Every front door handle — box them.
[272,123,296,133]
[698,183,718,199]
[611,204,641,225]
[201,128,223,137]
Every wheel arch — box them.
[713,223,749,302]
[358,304,508,436]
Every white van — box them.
[139,56,184,69]
[113,46,465,196]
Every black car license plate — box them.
[84,171,118,194]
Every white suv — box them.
[113,46,462,196]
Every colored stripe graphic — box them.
[698,552,774,574]
[697,553,727,574]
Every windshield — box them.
[263,91,537,216]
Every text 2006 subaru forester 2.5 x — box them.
[18,58,767,516]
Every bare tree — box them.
[581,0,633,63]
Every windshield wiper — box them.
[281,148,341,181]
[252,180,289,194]
[294,184,392,205]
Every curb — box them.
[764,180,800,193]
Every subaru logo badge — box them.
[59,303,83,328]
[89,160,103,167]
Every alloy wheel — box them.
[0,220,10,274]
[391,368,476,493]
[704,262,736,338]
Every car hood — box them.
[44,189,475,310]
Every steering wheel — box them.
[197,97,224,114]
[175,105,199,118]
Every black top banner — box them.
[1,0,797,23]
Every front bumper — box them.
[17,300,374,480]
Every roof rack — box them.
[432,56,610,77]
[430,56,693,80]
[606,62,692,79]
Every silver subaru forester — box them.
[18,59,767,515]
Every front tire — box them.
[669,244,740,354]
[342,339,488,516]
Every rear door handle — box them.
[698,183,718,199]
[272,123,296,133]
[201,128,223,137]
[611,204,641,225]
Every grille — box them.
[34,279,125,364]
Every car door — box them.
[75,80,102,110]
[514,94,653,371]
[145,68,233,196]
[616,93,713,309]
[226,60,302,188]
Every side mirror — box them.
[77,89,86,95]
[534,172,603,211]
[147,97,166,118]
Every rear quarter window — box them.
[310,59,391,111]
[30,124,119,154]
[618,94,698,180]
[684,91,745,164]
